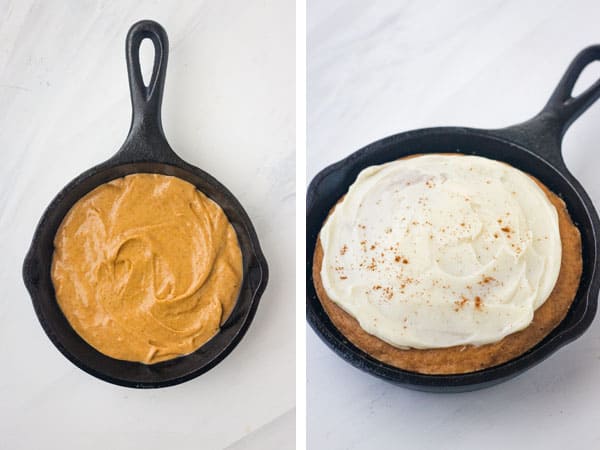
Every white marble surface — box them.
[308,0,600,448]
[0,1,294,449]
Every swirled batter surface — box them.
[51,174,242,364]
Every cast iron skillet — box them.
[307,45,600,392]
[22,20,268,388]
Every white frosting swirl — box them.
[319,154,561,349]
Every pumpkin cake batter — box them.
[313,154,582,374]
[52,174,243,364]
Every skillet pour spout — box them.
[307,45,600,392]
[23,20,268,388]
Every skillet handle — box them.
[117,20,181,164]
[544,45,600,130]
[126,20,168,134]
[499,45,600,169]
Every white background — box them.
[0,1,294,449]
[308,1,600,449]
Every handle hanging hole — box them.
[572,60,600,97]
[139,38,155,88]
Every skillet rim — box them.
[23,154,270,389]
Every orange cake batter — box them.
[51,174,242,364]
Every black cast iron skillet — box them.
[307,45,600,392]
[22,20,268,388]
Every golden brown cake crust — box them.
[312,157,582,375]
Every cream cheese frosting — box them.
[319,154,562,349]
